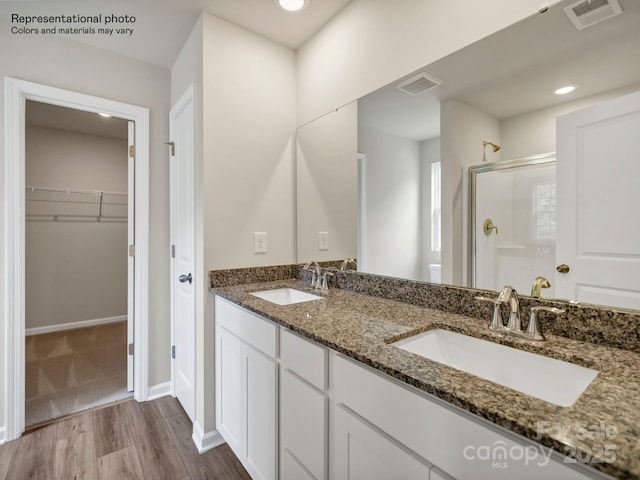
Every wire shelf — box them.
[25,186,128,219]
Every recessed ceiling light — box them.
[276,0,309,12]
[98,112,112,118]
[554,85,577,95]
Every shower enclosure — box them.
[469,154,556,297]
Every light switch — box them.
[319,231,329,251]
[254,232,267,253]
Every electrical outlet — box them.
[319,231,329,251]
[254,232,267,253]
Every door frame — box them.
[3,77,150,441]
[169,84,196,417]
[357,153,367,272]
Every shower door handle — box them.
[179,273,193,284]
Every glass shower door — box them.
[471,155,556,297]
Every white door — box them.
[215,326,244,457]
[556,89,640,309]
[127,122,135,392]
[244,343,278,480]
[333,405,431,480]
[280,369,327,480]
[170,87,196,420]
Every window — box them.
[534,183,556,241]
[431,162,441,252]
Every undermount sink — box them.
[391,329,598,407]
[249,287,323,305]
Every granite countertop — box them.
[212,279,640,480]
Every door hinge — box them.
[129,145,135,158]
[172,345,176,359]
[171,244,175,258]
[165,141,175,156]
[129,244,135,257]
[128,343,134,355]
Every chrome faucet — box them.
[531,276,551,298]
[303,261,321,288]
[476,285,565,341]
[340,257,358,271]
[497,285,522,332]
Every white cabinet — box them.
[215,294,596,480]
[332,354,594,480]
[215,325,243,456]
[244,344,278,480]
[333,404,431,480]
[215,297,278,480]
[280,329,328,480]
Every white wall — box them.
[297,103,358,263]
[420,137,441,279]
[359,126,422,280]
[202,14,296,271]
[500,83,640,160]
[296,0,564,127]
[25,125,128,330]
[0,19,171,429]
[171,13,297,434]
[440,99,500,285]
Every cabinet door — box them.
[333,405,430,480]
[215,326,243,458]
[244,343,278,480]
[281,369,328,480]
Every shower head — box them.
[483,141,501,153]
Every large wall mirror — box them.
[296,0,640,312]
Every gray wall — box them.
[0,17,171,427]
[25,124,128,331]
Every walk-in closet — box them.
[24,101,131,427]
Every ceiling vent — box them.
[564,0,622,30]
[396,73,441,96]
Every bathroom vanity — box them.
[211,272,639,480]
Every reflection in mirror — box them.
[296,0,640,312]
[296,103,358,263]
[470,154,556,297]
[358,92,441,282]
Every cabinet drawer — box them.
[215,296,277,358]
[280,328,327,391]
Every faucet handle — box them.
[321,271,334,290]
[474,296,495,303]
[474,296,507,332]
[526,306,565,340]
[303,261,321,287]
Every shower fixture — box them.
[483,141,501,153]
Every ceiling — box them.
[0,0,353,68]
[359,0,640,141]
[26,101,129,139]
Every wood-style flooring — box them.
[0,396,251,480]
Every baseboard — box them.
[0,426,6,444]
[192,420,225,454]
[147,382,172,401]
[26,315,127,336]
